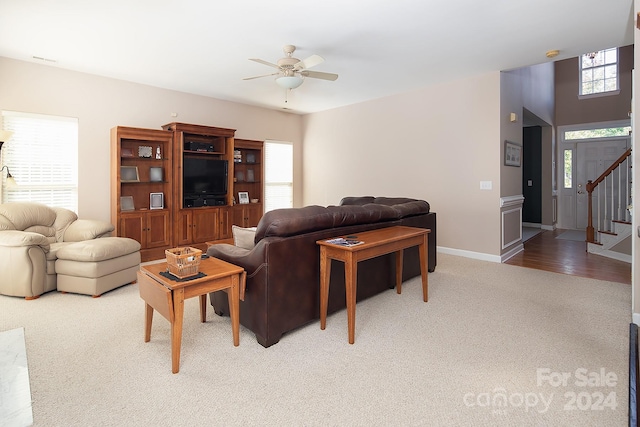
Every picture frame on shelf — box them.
[149,167,163,182]
[138,146,153,158]
[120,196,134,212]
[246,169,254,182]
[150,192,164,209]
[246,153,256,163]
[120,166,140,182]
[504,140,522,167]
[238,191,249,204]
[121,147,134,158]
[235,170,245,182]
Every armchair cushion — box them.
[0,230,51,251]
[63,219,114,242]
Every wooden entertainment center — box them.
[110,123,263,261]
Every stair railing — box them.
[585,148,632,244]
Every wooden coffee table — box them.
[137,256,245,373]
[317,226,430,344]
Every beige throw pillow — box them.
[232,225,257,250]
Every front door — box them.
[575,138,629,229]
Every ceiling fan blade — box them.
[249,58,281,69]
[301,70,338,81]
[243,72,280,81]
[295,54,324,70]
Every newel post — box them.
[586,180,595,244]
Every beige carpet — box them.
[0,254,631,426]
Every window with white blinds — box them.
[264,141,293,212]
[1,111,78,212]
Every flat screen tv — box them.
[183,157,228,196]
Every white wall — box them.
[0,57,304,222]
[302,72,502,256]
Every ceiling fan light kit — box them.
[244,44,338,91]
[276,75,304,89]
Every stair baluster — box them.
[586,147,632,244]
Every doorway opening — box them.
[521,109,554,241]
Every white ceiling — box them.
[0,0,635,115]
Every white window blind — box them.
[1,111,78,211]
[264,141,293,212]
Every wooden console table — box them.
[317,226,430,344]
[137,257,245,373]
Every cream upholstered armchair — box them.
[0,202,115,299]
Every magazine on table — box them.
[325,237,364,247]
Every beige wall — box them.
[499,62,555,256]
[500,63,555,198]
[0,57,304,222]
[555,44,633,127]
[302,72,503,256]
[0,55,554,260]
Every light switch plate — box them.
[480,181,492,190]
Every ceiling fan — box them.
[243,45,338,89]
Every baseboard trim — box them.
[437,246,501,263]
[501,243,524,262]
[523,222,556,231]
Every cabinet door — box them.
[246,204,262,227]
[175,210,193,246]
[192,209,219,243]
[218,207,232,239]
[232,206,245,227]
[146,210,171,248]
[120,214,145,247]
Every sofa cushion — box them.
[389,200,430,217]
[255,205,334,241]
[327,204,397,226]
[232,225,257,250]
[339,196,375,206]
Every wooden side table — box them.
[137,257,245,373]
[317,226,430,344]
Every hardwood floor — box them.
[504,228,631,285]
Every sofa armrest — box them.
[0,230,51,251]
[63,219,114,242]
[206,241,269,277]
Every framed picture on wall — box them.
[504,140,522,167]
[238,191,249,204]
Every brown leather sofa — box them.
[207,196,436,347]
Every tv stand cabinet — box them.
[111,124,264,261]
[163,123,238,251]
